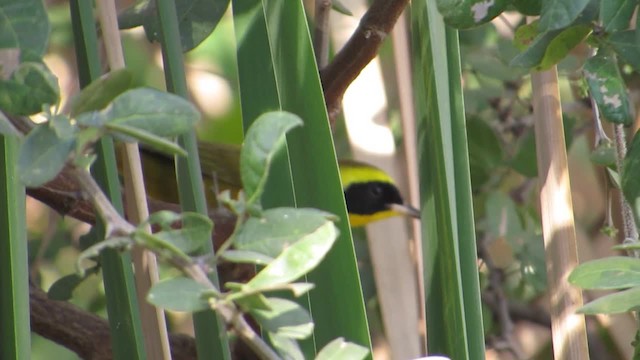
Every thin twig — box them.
[320,0,409,122]
[614,124,639,246]
[73,167,280,360]
[313,0,332,68]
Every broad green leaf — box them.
[220,250,274,265]
[315,337,369,360]
[538,0,591,32]
[147,277,211,312]
[70,69,134,117]
[609,30,640,73]
[232,291,272,311]
[515,232,547,293]
[510,24,591,70]
[437,0,508,29]
[590,140,617,166]
[147,212,213,255]
[600,0,638,33]
[240,112,303,206]
[0,0,50,55]
[268,333,305,360]
[583,51,632,126]
[509,129,537,177]
[510,0,542,15]
[234,207,337,257]
[485,192,522,241]
[466,119,503,189]
[569,256,640,289]
[47,268,98,301]
[577,286,640,314]
[19,122,75,187]
[102,88,199,137]
[118,0,230,52]
[0,62,59,115]
[244,221,338,291]
[250,298,314,339]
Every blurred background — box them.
[30,0,640,359]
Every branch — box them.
[320,0,410,121]
[30,282,197,360]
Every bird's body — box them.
[137,141,418,226]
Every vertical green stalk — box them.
[261,0,372,353]
[69,1,147,358]
[0,135,30,360]
[154,0,231,358]
[410,1,485,358]
[445,26,485,358]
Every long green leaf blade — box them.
[0,135,30,359]
[261,0,372,353]
[411,1,485,358]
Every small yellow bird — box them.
[139,142,420,227]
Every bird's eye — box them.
[370,184,383,198]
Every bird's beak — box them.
[388,203,421,219]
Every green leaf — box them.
[104,122,187,157]
[315,338,369,360]
[70,69,134,117]
[600,0,638,33]
[510,0,542,15]
[510,24,591,70]
[19,122,75,187]
[577,286,640,314]
[466,119,503,189]
[240,112,303,206]
[509,129,537,177]
[244,220,338,291]
[584,51,633,126]
[0,0,50,55]
[485,192,523,241]
[234,207,337,257]
[0,62,60,115]
[437,0,508,29]
[101,88,200,137]
[147,277,211,312]
[118,0,231,52]
[609,30,640,73]
[590,140,617,166]
[250,298,314,339]
[220,250,274,265]
[47,266,99,301]
[332,0,353,16]
[147,212,213,255]
[538,0,591,32]
[268,333,305,360]
[569,256,640,289]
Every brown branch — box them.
[30,282,197,360]
[320,0,410,122]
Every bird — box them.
[138,141,420,227]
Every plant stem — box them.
[72,167,281,360]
